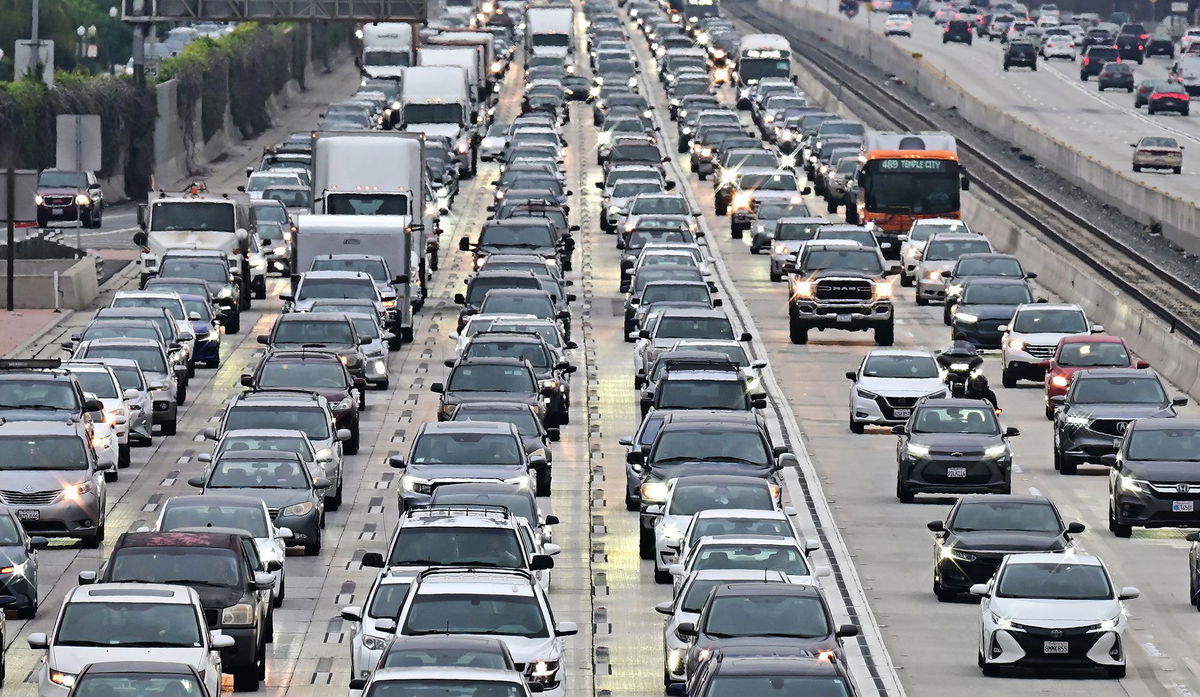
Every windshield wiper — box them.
[0,403,67,410]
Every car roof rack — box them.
[414,565,535,583]
[403,504,511,520]
[241,388,323,401]
[0,358,62,370]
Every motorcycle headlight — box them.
[983,444,1008,459]
[281,501,315,517]
[221,602,256,626]
[906,443,930,458]
[954,312,979,324]
[641,481,669,502]
[950,362,971,371]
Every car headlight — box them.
[75,193,92,205]
[50,670,78,688]
[983,444,1008,459]
[504,475,533,490]
[1096,615,1120,633]
[1065,414,1090,428]
[950,362,971,371]
[773,244,789,255]
[1008,338,1026,351]
[63,481,94,500]
[216,286,234,299]
[641,481,669,502]
[91,434,112,450]
[381,298,397,309]
[668,647,687,670]
[335,396,355,411]
[732,192,752,209]
[361,634,389,651]
[954,312,979,324]
[529,660,560,683]
[906,443,930,458]
[221,602,257,626]
[34,194,44,205]
[938,545,977,562]
[281,501,315,517]
[991,612,1017,631]
[402,475,433,494]
[947,283,965,296]
[681,126,693,135]
[855,388,877,400]
[1050,374,1070,388]
[874,282,893,298]
[1119,474,1147,493]
[793,280,814,298]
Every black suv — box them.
[456,331,576,427]
[1115,23,1147,63]
[1003,40,1038,70]
[1052,368,1185,475]
[894,398,1020,502]
[1106,419,1200,537]
[1097,61,1135,91]
[256,312,369,384]
[80,529,276,691]
[1080,45,1119,80]
[927,495,1083,601]
[944,19,974,44]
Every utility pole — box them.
[131,0,146,87]
[31,0,39,46]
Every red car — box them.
[1040,334,1148,418]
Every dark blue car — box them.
[0,509,47,618]
[179,293,223,369]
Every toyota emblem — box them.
[1049,629,1063,638]
[1179,484,1191,495]
[21,484,33,493]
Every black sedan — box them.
[0,509,47,618]
[927,495,1083,601]
[894,398,1020,502]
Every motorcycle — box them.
[939,354,983,398]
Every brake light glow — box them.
[1083,56,1090,65]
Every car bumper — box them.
[1003,350,1051,378]
[128,405,153,443]
[916,276,949,300]
[13,494,104,540]
[1112,489,1200,528]
[276,511,321,545]
[851,393,919,425]
[792,300,893,327]
[1135,154,1184,166]
[1058,431,1122,462]
[899,456,1010,495]
[221,625,261,667]
[952,320,1006,349]
[36,201,89,222]
[984,627,1123,668]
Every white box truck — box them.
[525,6,574,60]
[427,30,498,97]
[417,46,485,112]
[399,65,478,177]
[360,23,415,79]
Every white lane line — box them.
[1028,486,1040,496]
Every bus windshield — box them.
[864,158,960,215]
[738,57,790,82]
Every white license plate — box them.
[893,409,911,418]
[946,467,968,478]
[836,313,852,323]
[1174,501,1195,513]
[1043,641,1069,654]
[51,207,63,214]
[16,509,39,522]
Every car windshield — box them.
[803,249,882,273]
[454,409,540,438]
[264,188,311,208]
[612,144,661,161]
[466,341,551,370]
[466,278,542,305]
[925,238,992,261]
[159,259,228,284]
[678,344,750,366]
[776,222,824,241]
[96,345,172,376]
[345,315,382,339]
[273,320,355,345]
[1012,309,1087,334]
[1141,137,1179,147]
[368,581,412,620]
[614,182,664,198]
[962,283,1032,305]
[0,379,77,410]
[911,407,999,434]
[227,406,330,440]
[862,355,939,378]
[656,317,734,340]
[209,458,310,489]
[150,202,235,232]
[704,594,829,638]
[480,294,554,318]
[758,202,809,219]
[1057,342,1130,367]
[253,204,288,225]
[491,322,562,348]
[182,298,214,321]
[448,365,536,393]
[630,230,691,247]
[56,602,203,647]
[1126,428,1200,461]
[657,379,749,410]
[996,561,1112,600]
[951,501,1062,532]
[653,430,770,465]
[739,173,798,190]
[694,544,810,575]
[108,546,242,587]
[670,484,772,516]
[706,677,850,697]
[911,222,969,242]
[817,230,876,247]
[411,433,523,464]
[382,648,509,671]
[366,678,525,697]
[297,278,377,301]
[403,593,548,637]
[689,517,791,546]
[633,198,691,216]
[389,526,526,568]
[113,297,184,320]
[955,258,1021,278]
[160,503,269,537]
[73,674,206,697]
[1072,376,1166,404]
[39,171,88,188]
[479,224,556,248]
[258,361,348,389]
[109,365,146,390]
[310,258,389,280]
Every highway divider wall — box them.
[760,0,1200,255]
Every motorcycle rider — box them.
[966,373,999,410]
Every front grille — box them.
[815,278,873,302]
[1023,344,1056,359]
[875,395,919,420]
[267,508,281,518]
[1009,624,1102,660]
[1089,419,1131,437]
[0,489,60,505]
[42,196,74,207]
[919,461,995,485]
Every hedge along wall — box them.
[0,73,156,198]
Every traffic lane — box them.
[824,7,1200,187]
[704,209,1200,693]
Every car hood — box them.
[205,488,311,508]
[0,469,89,491]
[406,123,462,141]
[1126,459,1200,482]
[857,376,945,396]
[648,461,775,480]
[477,244,557,258]
[38,186,85,196]
[910,432,1001,450]
[146,231,238,257]
[406,464,527,481]
[0,407,79,421]
[1008,331,1084,343]
[49,646,211,675]
[918,259,958,272]
[1071,404,1174,419]
[0,545,29,568]
[807,269,876,280]
[957,303,1021,321]
[952,530,1067,553]
[694,634,836,654]
[445,391,540,407]
[989,597,1119,625]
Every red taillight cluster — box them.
[1156,92,1189,100]
[1083,56,1090,65]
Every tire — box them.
[900,273,913,287]
[698,171,707,181]
[654,568,672,584]
[161,418,178,436]
[176,386,186,406]
[82,524,104,549]
[346,426,360,455]
[731,225,743,239]
[1001,368,1016,389]
[915,293,929,306]
[981,661,999,677]
[715,201,727,216]
[232,665,260,692]
[118,444,130,469]
[1059,449,1077,475]
[1080,74,1087,81]
[304,538,322,556]
[1133,164,1142,172]
[639,526,654,560]
[874,321,895,346]
[1107,666,1127,679]
[1127,86,1133,93]
[625,491,639,511]
[896,477,914,503]
[1147,106,1156,115]
[1175,166,1183,174]
[16,601,36,620]
[1052,445,1061,471]
[942,306,953,325]
[273,574,285,608]
[935,579,956,603]
[205,356,221,369]
[849,417,864,434]
[254,282,267,300]
[788,307,809,345]
[769,270,782,282]
[1003,64,1009,71]
[327,479,343,512]
[226,314,241,334]
[1044,404,1055,420]
[536,468,552,496]
[1109,505,1132,537]
[1032,63,1037,71]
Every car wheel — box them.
[1106,665,1127,679]
[1127,86,1133,93]
[730,225,743,239]
[232,665,260,692]
[226,314,242,334]
[1059,449,1077,475]
[915,292,929,306]
[849,417,864,434]
[900,272,913,287]
[639,526,654,560]
[1109,505,1132,537]
[1133,164,1142,171]
[1003,64,1009,71]
[1175,166,1183,174]
[654,567,672,584]
[896,477,914,503]
[304,538,322,556]
[536,468,552,496]
[874,321,895,346]
[205,356,221,369]
[1080,74,1087,81]
[1001,368,1017,389]
[788,306,808,345]
[769,269,783,282]
[1044,403,1055,420]
[625,489,639,511]
[346,426,360,455]
[942,306,953,325]
[273,574,285,608]
[82,525,103,549]
[934,577,956,602]
[118,444,131,468]
[980,659,999,677]
[715,201,727,216]
[161,418,178,436]
[1147,106,1156,115]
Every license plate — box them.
[836,313,852,323]
[946,467,967,478]
[893,408,911,418]
[16,509,39,522]
[1174,501,1195,513]
[51,207,63,214]
[1043,641,1069,654]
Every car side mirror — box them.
[276,527,294,540]
[676,622,697,637]
[203,426,219,440]
[1048,395,1066,405]
[969,583,990,597]
[240,374,255,388]
[82,398,104,413]
[645,504,664,516]
[1173,396,1190,407]
[1136,360,1150,369]
[29,536,48,550]
[1067,522,1086,534]
[252,572,276,590]
[1025,271,1039,279]
[638,329,651,339]
[555,621,579,637]
[1004,426,1021,437]
[313,477,332,489]
[626,451,644,464]
[752,397,767,409]
[257,335,271,345]
[197,453,212,463]
[459,237,472,251]
[361,552,386,568]
[431,382,445,393]
[845,371,857,380]
[454,293,466,305]
[373,618,397,633]
[77,570,98,585]
[565,340,579,350]
[836,624,860,638]
[1119,586,1140,600]
[739,332,752,342]
[27,632,49,650]
[530,554,555,571]
[353,377,367,389]
[349,679,368,691]
[1188,531,1200,543]
[1100,453,1118,467]
[776,453,799,469]
[997,324,1009,333]
[654,601,674,615]
[891,425,907,435]
[595,181,605,189]
[187,476,206,488]
[336,428,352,442]
[1091,324,1105,333]
[279,293,293,302]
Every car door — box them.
[240,537,273,629]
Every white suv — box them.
[394,568,577,697]
[847,349,948,433]
[1000,303,1101,387]
[342,568,418,682]
[898,218,973,287]
[28,583,234,697]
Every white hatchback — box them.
[847,349,948,433]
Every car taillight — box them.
[1138,44,1144,50]
[1083,56,1090,64]
[1140,33,1148,40]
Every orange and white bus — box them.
[852,132,969,252]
